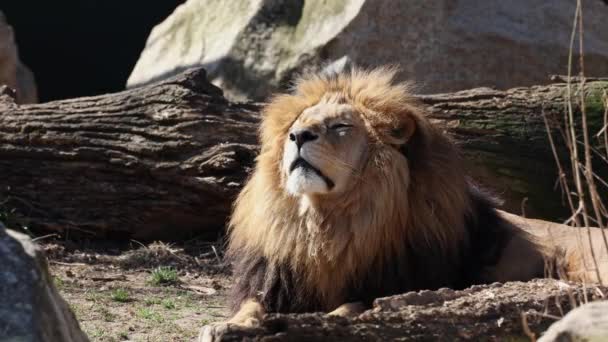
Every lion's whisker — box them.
[306,151,370,185]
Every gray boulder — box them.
[539,301,608,342]
[0,224,89,342]
[127,0,608,101]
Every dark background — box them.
[2,0,183,102]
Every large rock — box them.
[128,0,608,101]
[0,224,89,341]
[539,301,608,342]
[0,11,37,104]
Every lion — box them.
[200,67,608,340]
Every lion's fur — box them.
[227,67,546,314]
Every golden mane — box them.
[228,67,476,310]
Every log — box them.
[0,69,260,240]
[0,68,606,239]
[423,81,608,219]
[200,279,607,341]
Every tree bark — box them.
[0,70,260,240]
[0,68,605,239]
[421,81,608,219]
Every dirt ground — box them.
[42,239,231,342]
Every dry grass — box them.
[542,0,608,288]
[116,242,189,269]
[526,2,608,339]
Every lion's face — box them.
[281,99,369,196]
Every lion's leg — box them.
[327,301,366,318]
[199,298,265,342]
[227,298,266,326]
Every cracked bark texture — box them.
[0,69,260,240]
[421,81,608,219]
[0,68,606,239]
[201,279,607,341]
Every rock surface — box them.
[0,11,37,104]
[200,279,607,341]
[539,301,608,342]
[0,223,89,341]
[128,0,608,101]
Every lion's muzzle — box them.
[289,157,335,190]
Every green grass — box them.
[149,266,179,286]
[144,297,162,306]
[68,303,84,318]
[98,307,116,322]
[89,328,110,339]
[136,307,164,323]
[85,290,103,303]
[111,288,131,303]
[53,276,64,290]
[162,298,176,310]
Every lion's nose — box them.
[289,129,318,148]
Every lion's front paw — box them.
[198,318,261,342]
[198,322,230,342]
[327,301,367,318]
[200,299,265,341]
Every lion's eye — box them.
[329,123,353,130]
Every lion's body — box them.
[223,67,557,316]
[229,185,548,314]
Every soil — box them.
[36,237,608,342]
[42,239,231,342]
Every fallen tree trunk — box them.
[0,70,260,240]
[0,68,605,239]
[422,82,608,219]
[200,279,607,341]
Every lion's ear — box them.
[388,115,416,146]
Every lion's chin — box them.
[285,167,329,196]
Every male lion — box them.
[201,67,607,339]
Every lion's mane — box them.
[226,68,543,313]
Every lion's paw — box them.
[326,302,367,318]
[198,319,261,342]
[198,322,230,342]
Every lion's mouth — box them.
[289,158,335,189]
